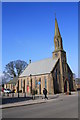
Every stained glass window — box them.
[44,77,47,89]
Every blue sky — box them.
[2,2,78,77]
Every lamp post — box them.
[17,80,19,98]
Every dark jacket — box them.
[43,88,47,95]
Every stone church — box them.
[18,18,74,95]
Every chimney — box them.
[29,59,31,64]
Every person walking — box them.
[32,89,35,100]
[43,88,48,99]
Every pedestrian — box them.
[43,88,48,99]
[32,89,35,100]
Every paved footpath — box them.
[0,92,77,109]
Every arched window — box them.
[44,77,47,89]
[55,69,57,81]
[57,39,59,47]
[27,78,29,85]
[55,38,58,49]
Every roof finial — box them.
[55,14,61,37]
[55,13,56,19]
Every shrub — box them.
[19,90,22,93]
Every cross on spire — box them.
[55,13,56,19]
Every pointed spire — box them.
[55,16,61,37]
[54,16,63,51]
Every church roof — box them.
[19,57,58,77]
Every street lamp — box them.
[17,80,19,98]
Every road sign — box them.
[38,82,41,85]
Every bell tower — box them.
[52,17,66,59]
[52,17,67,93]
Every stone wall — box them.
[18,73,54,95]
[52,59,61,93]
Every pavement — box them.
[0,92,77,109]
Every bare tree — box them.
[1,72,11,84]
[4,60,27,78]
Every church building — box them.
[18,18,74,95]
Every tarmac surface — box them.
[2,92,78,118]
[0,92,77,109]
[1,94,59,109]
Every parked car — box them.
[4,88,11,94]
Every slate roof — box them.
[19,57,58,77]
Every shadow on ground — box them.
[1,94,59,105]
[2,97,32,105]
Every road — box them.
[2,92,78,118]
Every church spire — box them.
[55,17,61,37]
[54,17,63,51]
